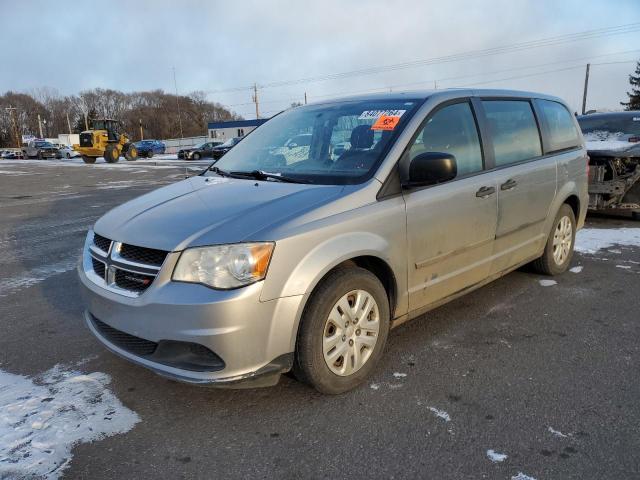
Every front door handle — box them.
[500,178,518,191]
[476,186,495,198]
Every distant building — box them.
[207,119,268,141]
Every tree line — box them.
[0,88,242,147]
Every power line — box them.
[205,22,640,94]
[227,49,640,114]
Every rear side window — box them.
[409,102,483,177]
[482,100,542,166]
[538,100,580,152]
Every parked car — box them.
[56,145,81,159]
[79,89,587,394]
[135,139,166,158]
[177,141,223,160]
[22,140,58,159]
[577,111,640,219]
[211,137,242,159]
[1,149,23,159]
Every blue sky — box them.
[1,0,639,117]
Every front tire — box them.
[191,152,200,160]
[146,151,154,158]
[82,156,96,164]
[125,144,138,161]
[532,204,576,275]
[104,144,120,163]
[294,267,390,394]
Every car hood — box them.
[94,175,345,251]
[585,140,640,156]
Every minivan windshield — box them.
[210,99,420,184]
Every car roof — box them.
[577,111,640,120]
[307,88,567,106]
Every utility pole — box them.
[66,111,72,134]
[252,83,260,119]
[581,63,590,115]
[304,92,307,105]
[37,113,43,138]
[139,119,144,140]
[6,106,20,148]
[172,66,184,143]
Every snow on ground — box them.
[569,266,583,273]
[486,449,508,463]
[548,426,568,438]
[511,473,536,480]
[0,365,139,479]
[428,407,451,422]
[0,258,77,298]
[538,279,557,287]
[393,372,407,378]
[575,228,640,254]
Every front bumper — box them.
[78,240,304,387]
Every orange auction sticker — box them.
[371,115,401,130]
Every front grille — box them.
[119,244,168,266]
[114,269,155,292]
[93,233,111,253]
[92,257,106,278]
[80,132,93,147]
[92,317,158,356]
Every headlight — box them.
[172,243,274,289]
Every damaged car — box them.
[578,111,640,219]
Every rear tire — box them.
[66,153,71,159]
[532,204,576,275]
[104,144,120,163]
[82,156,96,164]
[294,267,390,394]
[191,152,200,160]
[37,151,43,160]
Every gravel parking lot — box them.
[1,158,639,480]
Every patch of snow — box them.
[0,365,139,479]
[616,265,632,269]
[511,473,536,480]
[585,140,634,152]
[569,266,583,273]
[575,228,640,254]
[539,279,557,287]
[486,449,508,463]
[428,407,451,422]
[393,372,407,378]
[548,426,568,438]
[0,258,77,297]
[370,383,380,390]
[607,249,622,254]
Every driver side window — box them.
[409,102,483,177]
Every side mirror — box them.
[403,152,457,188]
[288,143,298,149]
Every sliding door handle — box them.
[500,178,518,190]
[476,186,495,198]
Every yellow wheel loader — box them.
[73,119,138,164]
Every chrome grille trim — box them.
[83,231,166,297]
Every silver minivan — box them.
[79,89,588,394]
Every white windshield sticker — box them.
[359,110,406,120]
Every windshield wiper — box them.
[230,170,311,184]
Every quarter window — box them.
[538,100,580,152]
[482,100,542,166]
[409,102,483,177]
